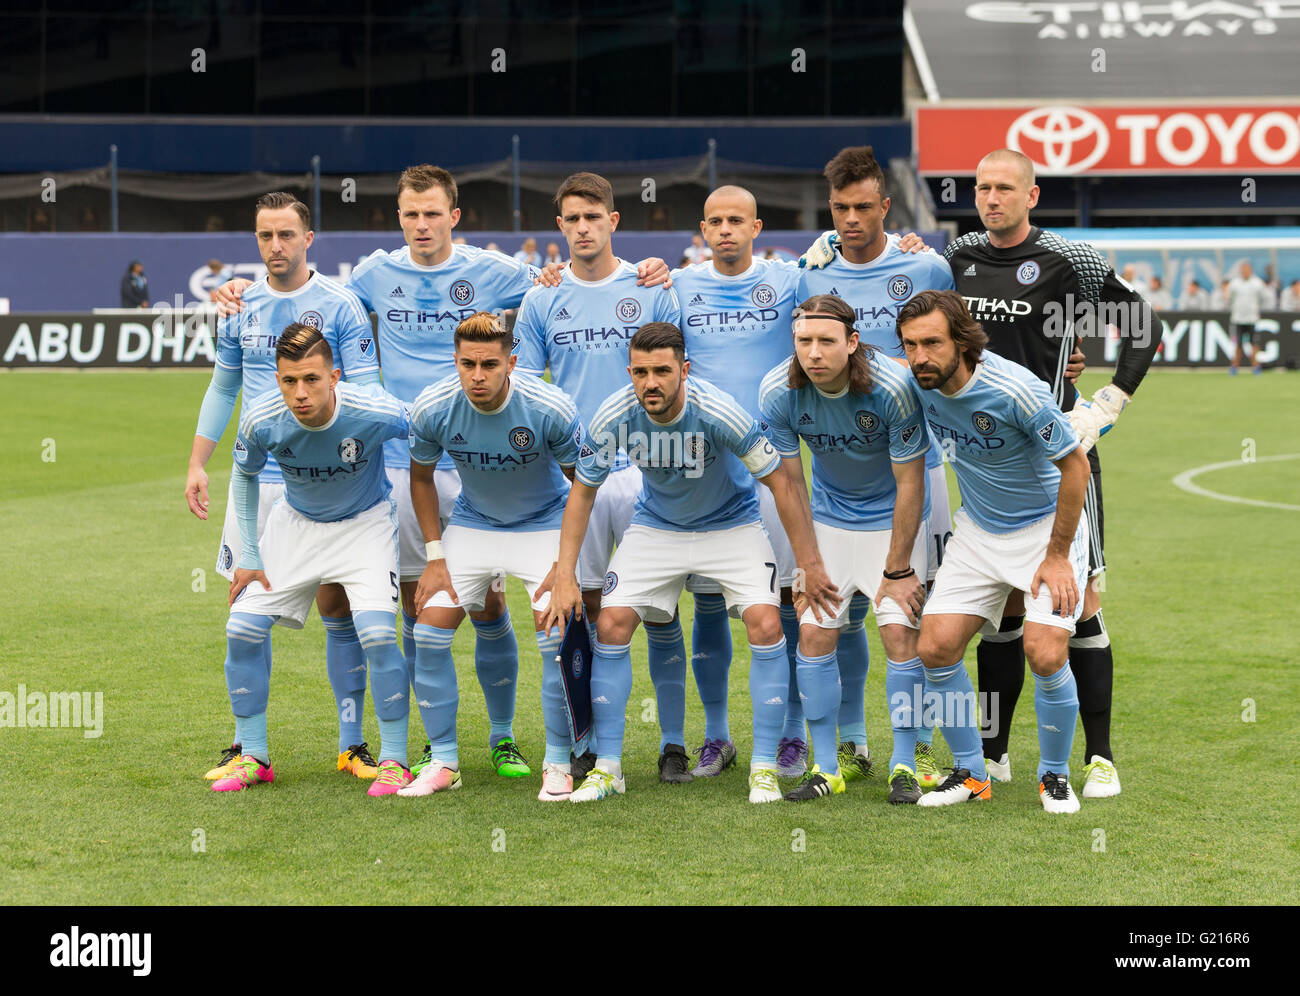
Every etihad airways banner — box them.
[915,105,1300,176]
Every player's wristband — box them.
[882,567,915,580]
[425,540,445,561]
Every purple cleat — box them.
[777,737,808,779]
[690,738,738,777]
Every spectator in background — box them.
[1180,278,1210,311]
[367,206,387,231]
[1147,276,1173,311]
[486,241,499,252]
[1227,260,1270,375]
[1260,264,1279,308]
[514,236,541,268]
[77,206,102,231]
[762,247,777,261]
[1280,279,1300,311]
[461,206,482,230]
[544,241,564,267]
[28,206,54,232]
[452,236,468,246]
[204,213,225,232]
[683,233,710,265]
[120,260,149,309]
[1210,279,1230,310]
[1120,263,1150,298]
[200,258,234,301]
[648,205,671,230]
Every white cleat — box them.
[396,760,461,796]
[538,763,574,802]
[748,767,783,804]
[984,753,1012,783]
[570,767,625,803]
[1039,771,1081,814]
[1081,755,1121,798]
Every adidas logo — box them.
[555,306,571,320]
[798,413,814,425]
[963,264,976,276]
[764,696,784,706]
[689,293,704,306]
[491,677,513,686]
[1041,724,1060,733]
[830,286,840,296]
[384,692,406,703]
[417,699,434,708]
[593,695,611,704]
[928,404,938,414]
[230,687,251,695]
[450,432,466,444]
[663,655,682,666]
[347,664,365,673]
[391,285,405,297]
[278,446,295,457]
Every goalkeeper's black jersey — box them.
[945,227,1158,410]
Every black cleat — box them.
[570,749,597,783]
[887,764,922,805]
[658,743,694,784]
[783,766,846,802]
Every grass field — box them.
[1,368,1297,905]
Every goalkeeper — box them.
[801,148,1162,800]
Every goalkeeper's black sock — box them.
[977,615,1025,759]
[1071,611,1114,762]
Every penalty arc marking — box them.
[1171,454,1300,512]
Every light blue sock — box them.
[536,630,571,765]
[690,593,732,742]
[401,611,418,688]
[471,610,518,746]
[225,612,275,762]
[749,638,789,765]
[647,619,686,750]
[795,647,841,775]
[923,659,986,779]
[591,639,633,768]
[354,610,408,766]
[322,615,367,752]
[779,604,805,742]
[917,723,934,745]
[887,656,924,773]
[836,595,870,747]
[1035,662,1079,779]
[413,623,459,767]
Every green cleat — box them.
[914,741,941,789]
[490,737,531,778]
[888,763,922,805]
[837,741,874,781]
[410,740,433,777]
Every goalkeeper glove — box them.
[1067,383,1131,452]
[798,230,839,270]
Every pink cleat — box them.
[366,760,413,796]
[537,763,573,802]
[211,755,274,793]
[396,760,462,796]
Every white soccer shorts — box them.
[800,520,928,631]
[387,464,463,582]
[423,525,560,614]
[578,464,641,590]
[216,478,285,581]
[925,461,953,584]
[231,498,401,629]
[923,506,1090,633]
[601,521,780,624]
[686,481,796,595]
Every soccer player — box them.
[186,191,383,784]
[213,324,412,796]
[1226,261,1270,375]
[541,322,839,804]
[897,291,1090,814]
[669,185,803,780]
[400,312,586,800]
[942,150,1160,798]
[795,146,954,787]
[759,295,930,803]
[513,172,688,782]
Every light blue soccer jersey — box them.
[798,234,955,470]
[214,273,378,483]
[672,257,801,417]
[234,382,409,522]
[910,351,1079,533]
[759,353,929,531]
[513,259,682,426]
[347,243,540,470]
[408,374,584,532]
[577,376,780,533]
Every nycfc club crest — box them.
[218,544,233,572]
[509,426,534,451]
[616,298,642,323]
[338,437,364,462]
[687,436,711,461]
[602,571,618,595]
[299,310,324,330]
[972,411,997,436]
[752,283,776,307]
[1016,261,1040,286]
[450,279,475,305]
[887,274,913,301]
[855,410,878,433]
[569,648,585,679]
